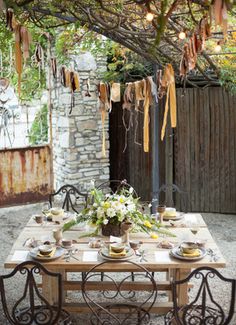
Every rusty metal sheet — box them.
[0,145,52,206]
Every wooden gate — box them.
[110,87,236,213]
[175,87,236,213]
[0,145,53,206]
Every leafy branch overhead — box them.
[1,0,236,92]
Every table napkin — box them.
[155,251,171,262]
[83,251,98,262]
[11,250,29,261]
[109,246,126,257]
[181,249,201,257]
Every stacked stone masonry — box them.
[51,52,109,195]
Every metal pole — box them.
[151,64,160,214]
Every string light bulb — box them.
[146,12,154,22]
[178,31,186,40]
[214,42,222,52]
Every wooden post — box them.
[151,64,160,214]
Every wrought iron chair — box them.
[165,266,236,325]
[96,180,138,282]
[96,179,139,198]
[82,260,157,325]
[157,183,188,212]
[0,260,71,325]
[49,184,88,213]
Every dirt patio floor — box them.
[0,203,235,324]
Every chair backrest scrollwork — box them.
[171,266,236,325]
[82,260,157,325]
[49,184,88,213]
[0,261,64,325]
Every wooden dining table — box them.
[4,212,226,315]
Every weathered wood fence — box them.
[110,87,236,213]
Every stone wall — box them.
[51,52,109,194]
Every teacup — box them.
[33,215,43,224]
[62,239,72,248]
[129,240,142,250]
[180,242,198,254]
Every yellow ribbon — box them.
[161,64,177,141]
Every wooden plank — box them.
[222,89,230,212]
[209,88,215,212]
[189,88,196,211]
[194,89,200,211]
[232,93,236,211]
[64,301,174,315]
[199,89,206,211]
[184,89,191,212]
[213,88,220,212]
[203,88,210,212]
[218,88,226,212]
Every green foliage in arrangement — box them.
[28,104,48,145]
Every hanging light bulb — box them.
[214,42,222,52]
[146,12,154,22]
[178,31,186,40]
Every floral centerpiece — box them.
[63,185,174,238]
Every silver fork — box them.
[139,250,147,262]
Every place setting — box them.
[170,241,207,261]
[98,242,134,262]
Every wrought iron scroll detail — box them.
[82,261,157,325]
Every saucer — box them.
[61,244,74,250]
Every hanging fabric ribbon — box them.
[143,78,152,152]
[110,82,121,103]
[6,8,14,31]
[14,24,22,96]
[98,82,110,157]
[85,78,91,97]
[50,57,57,79]
[20,26,31,61]
[161,64,177,141]
[134,80,145,111]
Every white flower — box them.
[127,203,135,212]
[93,203,98,207]
[106,208,116,217]
[103,218,109,225]
[97,207,105,217]
[90,179,95,189]
[129,187,134,194]
[148,203,152,208]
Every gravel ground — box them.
[0,203,235,324]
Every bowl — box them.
[38,244,54,255]
[180,242,198,254]
[110,243,125,253]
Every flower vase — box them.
[121,221,133,245]
[101,220,124,237]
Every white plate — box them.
[170,246,207,261]
[163,212,184,221]
[29,247,65,262]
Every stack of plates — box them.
[99,247,133,261]
[170,246,207,261]
[163,211,184,221]
[29,247,65,261]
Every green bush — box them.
[29,104,48,145]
